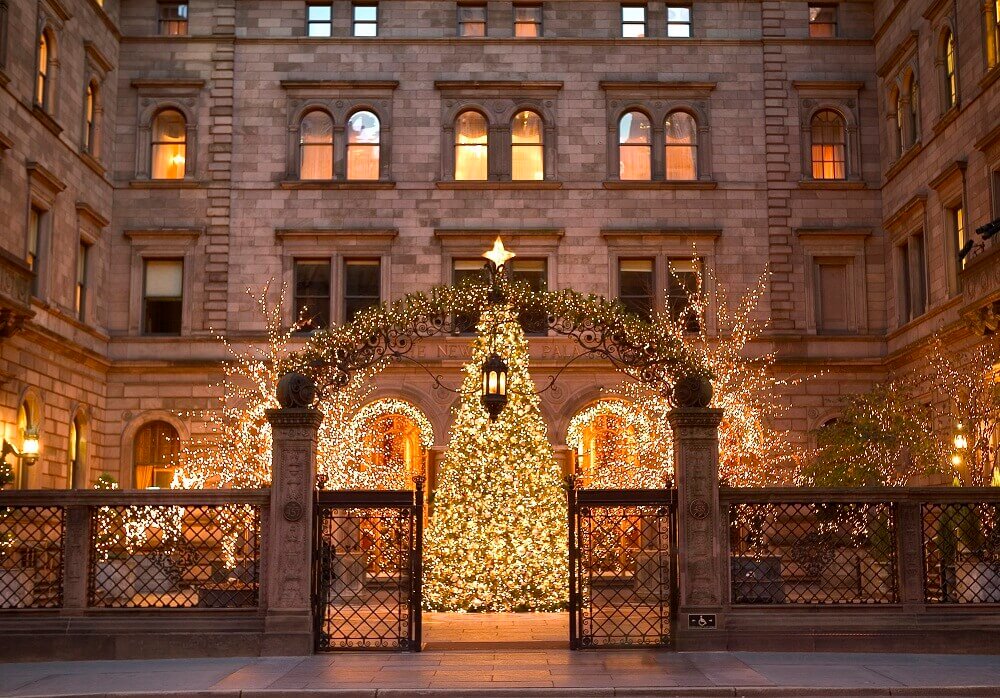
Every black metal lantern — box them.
[480,352,509,421]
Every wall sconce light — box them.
[2,427,40,467]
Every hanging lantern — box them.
[480,352,509,421]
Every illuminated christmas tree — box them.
[423,305,567,612]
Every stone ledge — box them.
[435,181,563,190]
[603,180,718,190]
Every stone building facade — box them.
[0,0,997,489]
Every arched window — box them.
[36,32,49,107]
[454,110,488,181]
[133,421,180,489]
[810,110,846,180]
[151,109,187,179]
[618,111,651,180]
[567,399,668,489]
[908,77,920,144]
[891,88,903,158]
[986,1,1000,69]
[664,111,697,180]
[84,82,98,154]
[299,110,334,180]
[346,110,380,180]
[68,413,86,489]
[942,30,957,110]
[14,401,37,489]
[511,110,543,181]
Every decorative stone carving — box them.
[689,498,710,520]
[276,372,315,408]
[673,374,713,408]
[283,500,304,522]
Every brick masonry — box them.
[0,0,997,488]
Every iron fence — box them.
[88,502,261,609]
[0,505,63,609]
[922,501,1000,604]
[569,486,676,648]
[314,485,423,651]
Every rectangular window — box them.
[307,3,333,37]
[344,259,381,321]
[666,5,692,37]
[76,241,89,320]
[458,4,486,36]
[815,261,849,334]
[158,2,188,35]
[453,258,489,332]
[951,204,967,271]
[352,3,377,36]
[514,4,542,37]
[294,259,331,330]
[897,233,926,324]
[667,258,701,331]
[509,258,548,334]
[618,259,655,322]
[143,259,183,335]
[808,4,837,37]
[27,207,42,296]
[621,4,646,37]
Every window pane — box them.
[515,5,541,36]
[300,111,334,179]
[294,260,331,329]
[309,4,331,20]
[145,260,183,297]
[668,259,700,331]
[455,111,488,180]
[345,259,380,321]
[622,5,646,36]
[151,110,187,179]
[619,259,654,321]
[619,111,651,180]
[354,5,376,21]
[510,259,547,333]
[810,110,846,180]
[308,3,332,36]
[808,5,836,37]
[354,22,377,36]
[665,111,697,179]
[346,111,380,180]
[459,5,486,36]
[667,6,690,21]
[622,6,645,21]
[512,111,543,180]
[159,3,188,35]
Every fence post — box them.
[61,504,91,610]
[667,375,725,650]
[262,372,323,655]
[896,499,926,605]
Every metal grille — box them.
[315,488,422,651]
[729,502,898,605]
[88,503,260,608]
[570,488,675,648]
[923,502,1000,604]
[0,506,63,609]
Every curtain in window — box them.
[455,111,488,180]
[133,421,179,489]
[511,110,543,180]
[810,110,846,179]
[347,111,380,180]
[618,111,651,180]
[299,111,334,180]
[664,111,697,180]
[36,33,48,106]
[151,110,187,179]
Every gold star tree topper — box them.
[483,236,516,268]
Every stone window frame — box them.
[74,202,107,326]
[457,2,487,37]
[793,81,863,185]
[34,0,68,119]
[928,158,967,298]
[120,411,188,489]
[600,228,720,334]
[795,228,871,335]
[123,228,202,336]
[67,405,90,489]
[15,387,44,488]
[934,21,960,117]
[884,61,921,163]
[25,162,66,303]
[81,42,114,168]
[435,81,561,186]
[132,79,204,184]
[281,80,396,187]
[600,81,716,188]
[884,194,929,328]
[982,0,1000,73]
[275,228,396,328]
[433,227,563,294]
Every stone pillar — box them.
[262,373,322,656]
[667,374,725,649]
[61,504,90,611]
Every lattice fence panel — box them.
[729,502,898,605]
[576,504,672,647]
[316,505,416,650]
[88,503,260,608]
[0,506,63,609]
[922,502,1000,604]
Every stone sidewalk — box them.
[3,650,1000,697]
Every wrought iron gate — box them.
[314,484,423,651]
[568,485,677,648]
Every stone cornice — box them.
[433,228,564,241]
[123,227,204,241]
[43,0,72,22]
[275,227,399,240]
[26,161,67,192]
[83,41,114,73]
[873,0,909,44]
[600,227,722,239]
[794,227,873,238]
[883,192,927,231]
[791,80,865,92]
[921,0,951,20]
[434,80,563,91]
[927,158,967,191]
[75,201,110,228]
[876,30,919,78]
[974,121,1000,152]
[279,80,398,91]
[130,78,206,91]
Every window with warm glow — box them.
[951,205,966,271]
[36,32,49,107]
[346,110,380,180]
[943,30,957,110]
[15,403,34,489]
[68,414,86,489]
[455,110,488,180]
[299,110,334,179]
[294,259,331,330]
[458,4,486,36]
[344,259,381,321]
[576,410,641,489]
[362,413,424,487]
[664,111,697,180]
[514,4,542,36]
[808,4,836,37]
[76,241,89,320]
[511,110,543,180]
[618,259,655,321]
[158,2,188,35]
[84,83,97,154]
[352,4,378,36]
[27,207,42,296]
[151,109,187,179]
[143,259,183,335]
[621,4,646,37]
[618,111,651,180]
[810,109,846,179]
[133,421,179,489]
[986,0,1000,68]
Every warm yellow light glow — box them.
[21,433,39,458]
[483,236,515,268]
[954,434,968,450]
[951,453,963,466]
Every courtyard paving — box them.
[2,614,999,697]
